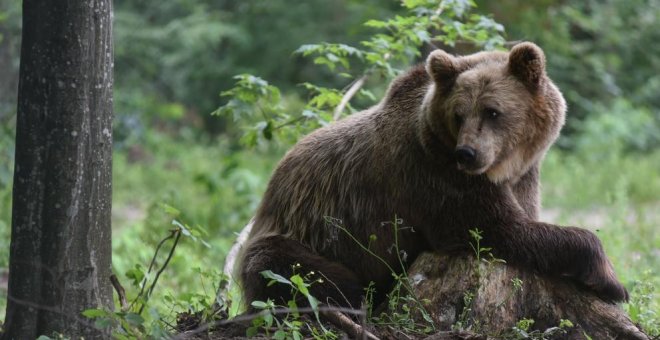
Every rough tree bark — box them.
[2,0,114,339]
[407,252,650,340]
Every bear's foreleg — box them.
[482,219,628,303]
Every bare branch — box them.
[110,274,128,311]
[173,305,368,339]
[321,309,380,340]
[140,229,182,314]
[333,74,368,121]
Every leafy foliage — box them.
[626,270,659,336]
[247,268,336,339]
[215,0,504,147]
[503,318,574,340]
[84,210,219,338]
[478,0,660,149]
[326,217,436,335]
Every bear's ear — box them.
[508,42,546,92]
[426,49,460,93]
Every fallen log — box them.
[406,252,649,340]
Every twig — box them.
[110,274,128,311]
[171,305,367,339]
[140,229,182,314]
[333,74,368,121]
[129,229,176,310]
[332,51,393,121]
[321,309,380,340]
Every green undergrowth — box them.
[542,148,660,209]
[108,133,284,332]
[542,148,660,335]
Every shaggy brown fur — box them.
[239,42,627,310]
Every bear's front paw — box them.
[579,257,629,303]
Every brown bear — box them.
[238,42,628,310]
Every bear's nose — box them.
[455,146,477,165]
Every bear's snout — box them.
[455,145,477,167]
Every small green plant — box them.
[327,216,436,335]
[83,206,212,339]
[626,270,660,336]
[469,228,506,271]
[495,277,524,309]
[164,266,226,322]
[452,228,508,332]
[369,274,435,335]
[246,266,337,339]
[503,318,574,339]
[452,290,476,331]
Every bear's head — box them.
[421,42,566,183]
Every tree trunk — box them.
[406,252,649,340]
[2,0,114,338]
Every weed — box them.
[452,228,509,332]
[626,270,660,336]
[83,210,213,339]
[501,318,575,339]
[327,216,436,335]
[246,266,337,339]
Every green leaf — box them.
[289,275,309,295]
[159,203,181,216]
[172,220,191,236]
[124,312,145,326]
[82,308,107,318]
[364,19,387,28]
[246,326,259,337]
[261,270,292,286]
[307,294,320,315]
[263,312,274,328]
[273,330,287,340]
[251,300,269,309]
[125,264,145,287]
[559,319,575,328]
[263,120,273,140]
[94,317,114,329]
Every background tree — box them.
[2,0,114,338]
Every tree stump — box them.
[406,252,649,340]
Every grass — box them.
[110,133,284,326]
[541,147,660,334]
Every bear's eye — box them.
[485,108,500,119]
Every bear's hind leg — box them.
[240,235,364,311]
